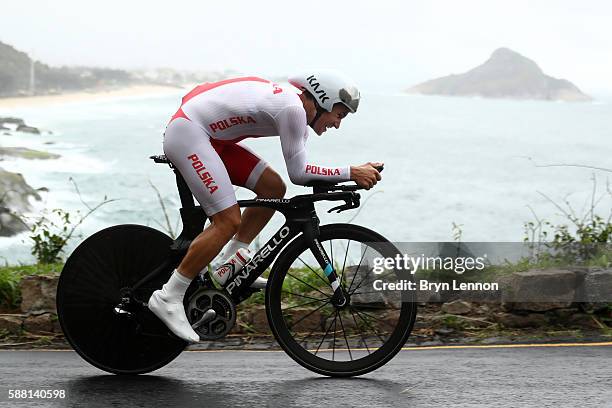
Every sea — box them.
[0,89,610,264]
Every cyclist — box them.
[148,70,383,342]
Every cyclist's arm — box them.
[276,106,350,185]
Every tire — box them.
[266,223,417,377]
[57,224,186,375]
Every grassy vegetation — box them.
[0,263,62,310]
[240,266,332,307]
[413,245,612,286]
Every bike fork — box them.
[309,238,347,307]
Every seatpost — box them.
[174,169,195,208]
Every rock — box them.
[476,304,501,315]
[495,312,549,328]
[566,313,603,330]
[441,300,472,315]
[479,336,506,345]
[16,125,40,134]
[407,47,591,102]
[0,147,60,160]
[434,327,454,336]
[288,307,323,332]
[0,117,25,127]
[230,310,251,334]
[52,317,62,333]
[20,275,59,313]
[511,302,573,313]
[377,309,402,331]
[0,168,41,210]
[249,306,269,333]
[502,269,577,312]
[552,308,576,320]
[0,208,28,236]
[417,288,442,303]
[23,313,54,333]
[580,270,612,303]
[0,315,24,334]
[0,167,42,236]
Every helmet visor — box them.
[339,87,360,112]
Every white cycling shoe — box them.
[148,290,200,343]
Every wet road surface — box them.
[1,344,611,407]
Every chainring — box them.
[186,288,236,340]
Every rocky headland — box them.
[0,117,56,236]
[0,167,41,236]
[407,48,591,102]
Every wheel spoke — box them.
[339,239,351,289]
[315,310,338,356]
[350,308,371,354]
[281,290,328,303]
[347,245,369,293]
[337,312,353,361]
[332,310,337,361]
[288,299,331,331]
[356,309,388,323]
[286,272,330,298]
[297,257,330,287]
[297,310,336,346]
[284,298,327,311]
[350,270,397,295]
[351,290,387,296]
[353,308,387,344]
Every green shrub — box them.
[30,209,73,264]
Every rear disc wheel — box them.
[57,224,186,374]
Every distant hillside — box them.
[0,41,134,97]
[407,48,591,102]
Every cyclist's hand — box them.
[350,162,383,190]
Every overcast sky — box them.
[2,0,611,93]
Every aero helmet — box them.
[289,70,360,113]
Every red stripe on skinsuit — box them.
[169,78,269,125]
[169,107,189,124]
[181,77,270,105]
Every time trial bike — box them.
[56,155,417,377]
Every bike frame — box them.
[134,157,363,305]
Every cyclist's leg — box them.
[151,118,240,342]
[236,167,286,243]
[163,119,242,279]
[212,140,286,245]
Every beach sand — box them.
[0,84,186,110]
